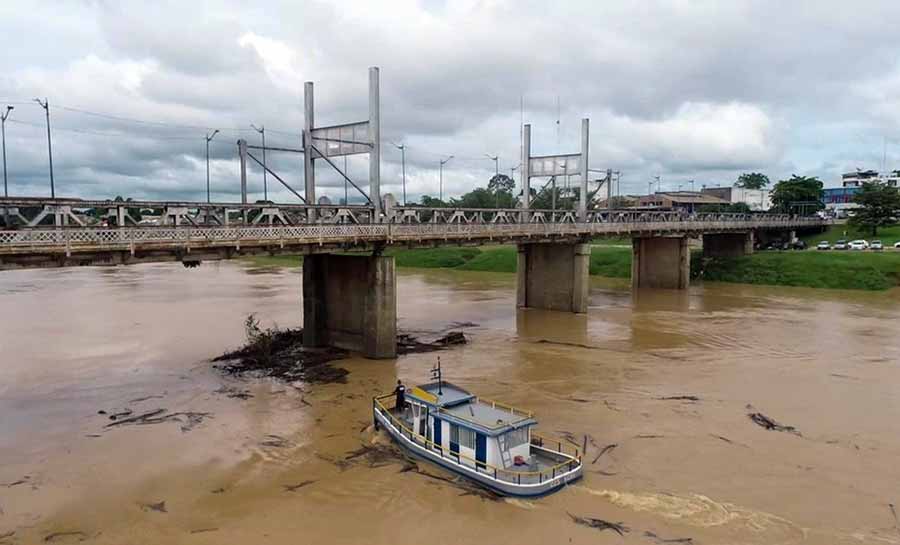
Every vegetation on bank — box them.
[242,243,900,291]
[697,252,900,291]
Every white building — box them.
[842,169,900,187]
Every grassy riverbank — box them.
[800,223,900,246]
[243,244,900,291]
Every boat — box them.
[372,369,583,497]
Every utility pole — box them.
[392,142,406,205]
[439,155,453,202]
[2,106,12,199]
[654,175,660,193]
[689,179,695,192]
[205,129,219,203]
[251,124,267,201]
[1,106,11,227]
[343,155,348,205]
[34,98,54,198]
[486,154,499,207]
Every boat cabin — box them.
[402,381,537,471]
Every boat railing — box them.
[373,393,581,486]
[530,432,581,461]
[474,396,534,419]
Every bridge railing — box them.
[0,214,824,252]
[1,197,821,230]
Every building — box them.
[701,187,771,211]
[636,191,729,212]
[842,169,900,187]
[823,186,860,217]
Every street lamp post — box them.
[439,155,453,202]
[205,130,219,203]
[392,142,406,205]
[251,124,267,201]
[485,154,499,207]
[34,98,54,198]
[1,106,12,227]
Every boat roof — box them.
[407,381,475,408]
[407,381,537,436]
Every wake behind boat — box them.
[372,377,583,497]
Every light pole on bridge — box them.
[251,124,267,201]
[392,142,406,205]
[439,155,453,202]
[33,98,54,198]
[205,129,219,203]
[485,154,499,207]
[1,105,12,227]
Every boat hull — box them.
[374,405,582,497]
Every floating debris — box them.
[747,412,801,436]
[105,409,212,432]
[568,512,629,535]
[592,444,618,465]
[43,530,87,543]
[658,395,700,402]
[190,528,219,534]
[644,530,694,544]
[396,331,467,354]
[213,386,254,400]
[283,480,316,492]
[260,434,291,448]
[2,476,29,488]
[140,501,167,513]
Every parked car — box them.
[834,239,848,250]
[871,240,883,251]
[848,240,869,250]
[895,241,900,249]
[792,240,807,250]
[816,241,831,250]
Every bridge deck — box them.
[0,212,824,270]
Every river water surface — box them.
[2,261,900,544]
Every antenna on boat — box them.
[431,357,443,395]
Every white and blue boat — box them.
[372,377,583,497]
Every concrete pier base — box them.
[702,232,754,258]
[516,243,590,313]
[303,254,397,359]
[632,237,690,290]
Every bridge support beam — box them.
[702,232,754,258]
[516,242,590,313]
[303,253,396,359]
[632,236,690,290]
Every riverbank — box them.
[243,245,900,291]
[800,223,900,246]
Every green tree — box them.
[452,187,496,208]
[735,172,770,189]
[487,174,515,195]
[419,195,447,208]
[770,175,824,215]
[849,181,900,236]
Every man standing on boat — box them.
[394,379,406,413]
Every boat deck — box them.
[389,405,568,474]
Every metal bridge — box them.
[0,197,823,270]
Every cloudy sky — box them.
[2,0,900,204]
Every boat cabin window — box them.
[504,427,528,449]
[450,424,476,449]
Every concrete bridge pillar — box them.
[631,236,690,290]
[302,254,397,359]
[702,231,754,258]
[516,242,590,313]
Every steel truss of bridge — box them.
[0,198,823,270]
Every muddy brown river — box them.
[2,261,900,544]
